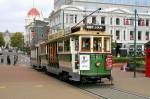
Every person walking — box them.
[7,55,11,65]
[14,55,18,65]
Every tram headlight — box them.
[96,61,100,67]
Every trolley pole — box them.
[134,9,137,78]
[73,8,101,28]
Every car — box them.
[8,49,13,52]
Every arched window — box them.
[116,18,120,25]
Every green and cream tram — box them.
[46,25,113,83]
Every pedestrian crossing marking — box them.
[0,86,6,89]
[34,85,44,88]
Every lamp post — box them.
[133,9,137,78]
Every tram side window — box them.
[64,39,70,52]
[104,37,110,52]
[58,41,63,52]
[93,37,102,52]
[75,38,79,51]
[81,38,90,51]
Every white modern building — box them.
[49,0,150,55]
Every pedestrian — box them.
[7,55,11,65]
[14,55,18,65]
[1,58,3,63]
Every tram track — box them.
[75,83,150,99]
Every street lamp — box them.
[133,9,137,78]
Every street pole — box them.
[134,9,137,78]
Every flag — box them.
[31,31,35,38]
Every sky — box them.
[0,0,54,33]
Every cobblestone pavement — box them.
[0,64,97,99]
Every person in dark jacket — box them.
[7,55,11,65]
[14,55,18,65]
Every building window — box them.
[138,19,145,26]
[92,16,96,24]
[75,15,77,23]
[146,19,149,26]
[130,19,134,26]
[110,30,112,35]
[146,31,149,40]
[110,17,112,25]
[138,19,141,26]
[83,16,87,24]
[116,30,120,40]
[130,31,134,40]
[101,17,105,25]
[124,30,126,40]
[66,14,68,24]
[70,15,74,23]
[138,31,142,40]
[124,19,129,25]
[116,18,120,25]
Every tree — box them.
[11,32,24,50]
[112,42,116,49]
[0,32,5,47]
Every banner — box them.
[80,55,90,70]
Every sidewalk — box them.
[112,67,150,97]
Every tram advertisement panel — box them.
[80,55,90,70]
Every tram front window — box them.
[81,38,90,51]
[93,37,102,52]
[104,37,111,52]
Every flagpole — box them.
[33,0,35,8]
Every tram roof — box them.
[70,30,111,36]
[47,25,111,43]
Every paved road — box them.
[0,64,97,99]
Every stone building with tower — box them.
[25,7,49,48]
[25,7,44,47]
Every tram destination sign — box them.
[85,24,105,31]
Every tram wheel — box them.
[59,72,69,81]
[62,73,69,81]
[80,77,87,84]
[43,67,48,74]
[109,76,114,85]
